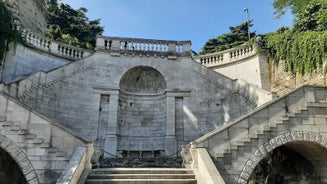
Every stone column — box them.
[165,94,177,157]
[104,92,119,158]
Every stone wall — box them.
[270,60,327,96]
[12,49,272,157]
[2,0,47,33]
[1,43,68,83]
[118,92,167,152]
[196,44,271,91]
[213,53,270,90]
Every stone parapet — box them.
[96,35,192,58]
[182,147,225,184]
[56,145,94,184]
[195,43,256,68]
[22,29,93,61]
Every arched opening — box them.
[117,66,167,157]
[249,144,321,183]
[0,147,27,184]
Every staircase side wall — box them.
[1,43,68,84]
[0,92,89,183]
[213,53,270,91]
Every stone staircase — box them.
[0,115,67,158]
[190,61,273,106]
[85,168,197,184]
[214,100,327,182]
[184,86,327,183]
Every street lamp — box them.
[243,8,251,41]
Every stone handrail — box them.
[196,43,256,68]
[56,145,94,184]
[182,147,225,184]
[21,29,93,60]
[96,35,192,57]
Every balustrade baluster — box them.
[61,46,65,55]
[104,40,108,49]
[28,33,32,44]
[76,50,80,58]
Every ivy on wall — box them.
[266,30,327,75]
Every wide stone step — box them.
[85,168,197,184]
[85,178,197,184]
[307,101,327,107]
[91,168,194,175]
[87,173,195,179]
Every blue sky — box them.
[61,0,294,52]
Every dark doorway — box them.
[0,148,27,184]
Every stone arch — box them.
[0,134,38,184]
[119,65,167,94]
[238,131,327,184]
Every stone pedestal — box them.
[165,135,177,157]
[104,135,117,158]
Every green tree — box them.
[293,0,327,32]
[273,0,308,18]
[199,21,255,55]
[267,0,327,75]
[46,0,104,49]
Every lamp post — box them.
[243,8,251,41]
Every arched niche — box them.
[117,66,167,157]
[119,66,167,94]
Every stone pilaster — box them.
[104,92,119,157]
[165,95,177,157]
[165,90,190,157]
[94,87,119,158]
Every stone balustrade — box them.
[197,44,256,68]
[96,35,192,57]
[21,29,92,60]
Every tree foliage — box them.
[267,0,327,75]
[199,21,255,55]
[293,0,327,32]
[45,0,104,49]
[273,0,308,18]
[267,30,327,75]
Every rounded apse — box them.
[119,66,167,94]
